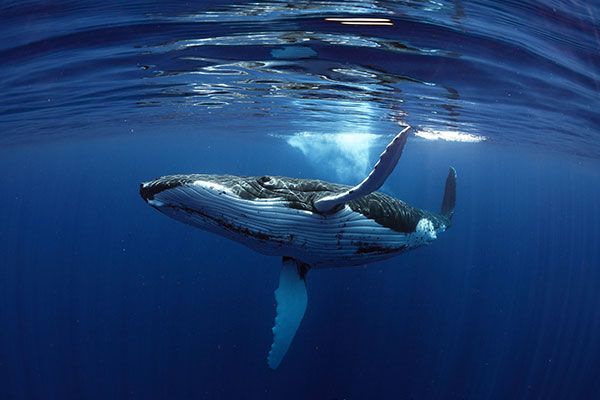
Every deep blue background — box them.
[1,132,599,399]
[1,1,599,399]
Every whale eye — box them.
[258,176,271,183]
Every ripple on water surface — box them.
[0,1,598,158]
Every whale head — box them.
[140,174,283,237]
[139,174,333,254]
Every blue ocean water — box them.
[0,1,599,399]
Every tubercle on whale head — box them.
[140,178,186,202]
[139,174,236,202]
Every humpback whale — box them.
[140,126,456,369]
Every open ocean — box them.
[1,1,599,399]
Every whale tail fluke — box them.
[441,166,457,222]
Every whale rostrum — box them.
[140,125,457,369]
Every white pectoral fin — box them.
[268,257,309,369]
[314,125,411,213]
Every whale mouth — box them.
[139,182,154,202]
[139,176,198,202]
[140,181,174,202]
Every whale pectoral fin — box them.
[268,257,309,369]
[314,125,411,213]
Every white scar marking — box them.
[192,180,235,196]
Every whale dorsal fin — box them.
[314,126,411,213]
[268,257,309,369]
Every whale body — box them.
[140,126,456,368]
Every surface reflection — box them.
[2,0,591,156]
[414,128,485,142]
